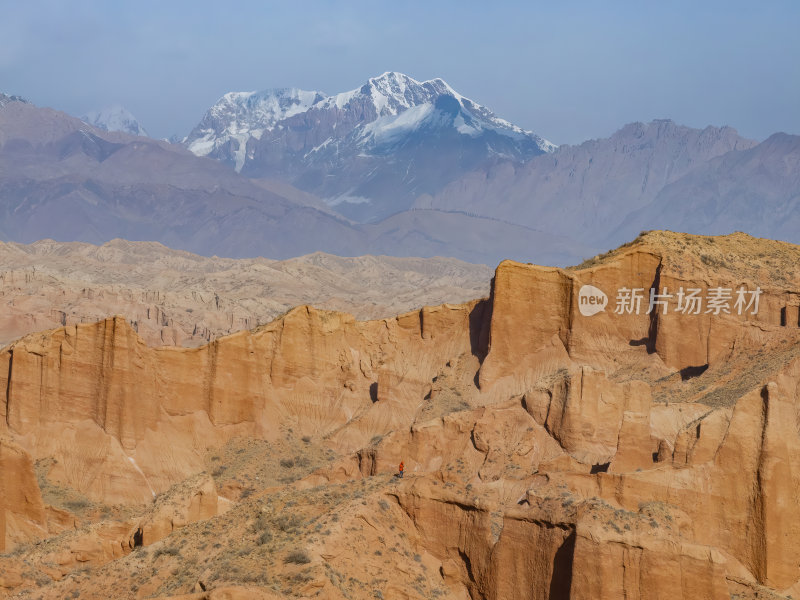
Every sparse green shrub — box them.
[273,513,302,532]
[290,571,313,583]
[258,530,273,545]
[284,549,311,565]
[64,499,91,511]
[152,545,180,559]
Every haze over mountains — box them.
[1,73,799,266]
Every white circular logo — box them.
[578,285,608,316]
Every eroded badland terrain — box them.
[0,239,491,348]
[2,231,800,599]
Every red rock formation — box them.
[2,232,800,598]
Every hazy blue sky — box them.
[1,1,798,144]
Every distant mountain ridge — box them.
[414,118,791,249]
[612,131,800,245]
[184,72,554,222]
[0,96,359,259]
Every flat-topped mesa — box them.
[478,232,799,390]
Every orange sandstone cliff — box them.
[1,231,800,599]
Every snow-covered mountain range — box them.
[183,72,555,221]
[82,105,149,137]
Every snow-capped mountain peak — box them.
[329,73,555,153]
[185,72,555,172]
[181,73,555,221]
[82,105,149,137]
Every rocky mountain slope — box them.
[1,231,800,598]
[416,119,764,245]
[612,131,800,244]
[184,72,554,222]
[0,96,357,256]
[0,238,491,348]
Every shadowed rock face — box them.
[2,231,800,598]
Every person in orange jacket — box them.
[398,461,404,478]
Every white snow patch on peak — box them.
[82,105,149,137]
[329,87,361,110]
[536,137,558,153]
[208,87,324,132]
[360,102,436,145]
[323,72,441,116]
[371,71,422,85]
